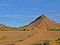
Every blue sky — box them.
[0,0,60,27]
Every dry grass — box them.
[0,31,36,45]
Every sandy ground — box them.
[0,31,36,45]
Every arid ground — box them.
[0,15,60,45]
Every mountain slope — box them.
[27,14,60,31]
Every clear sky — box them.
[0,0,60,27]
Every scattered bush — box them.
[55,38,60,45]
[6,43,15,45]
[31,28,34,30]
[23,28,26,31]
[47,28,60,31]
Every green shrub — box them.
[47,28,60,31]
[31,28,34,30]
[23,28,26,31]
[55,38,60,45]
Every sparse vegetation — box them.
[23,28,26,31]
[31,28,35,30]
[35,40,51,45]
[47,28,60,31]
[0,36,8,40]
[6,43,15,45]
[34,43,42,45]
[55,38,60,45]
[43,40,49,45]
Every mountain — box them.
[26,14,60,30]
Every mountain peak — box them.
[40,14,46,19]
[34,14,46,21]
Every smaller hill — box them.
[0,24,6,28]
